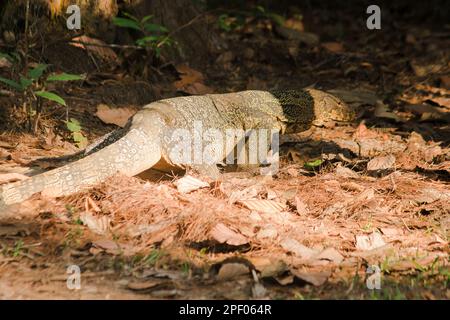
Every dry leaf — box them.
[217,263,249,280]
[287,168,298,177]
[315,248,344,265]
[181,82,213,95]
[415,188,450,204]
[85,196,101,213]
[353,122,378,140]
[92,239,120,251]
[404,104,449,122]
[374,102,406,122]
[174,64,213,94]
[249,257,287,278]
[341,181,364,192]
[0,57,12,69]
[291,269,331,286]
[174,175,209,193]
[355,232,386,251]
[215,51,234,65]
[440,76,450,89]
[427,97,450,109]
[280,238,317,259]
[238,199,286,214]
[367,155,396,171]
[335,165,360,179]
[80,212,111,235]
[246,76,268,90]
[410,60,441,77]
[95,104,136,128]
[256,227,278,239]
[71,36,119,63]
[126,220,172,238]
[127,279,166,291]
[210,223,248,246]
[284,18,304,32]
[174,64,204,85]
[274,274,295,286]
[274,26,319,45]
[328,89,379,106]
[321,42,344,53]
[294,196,308,214]
[252,282,267,298]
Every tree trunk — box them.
[1,0,218,68]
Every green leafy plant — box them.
[12,240,24,258]
[145,249,163,266]
[0,61,85,134]
[304,159,324,169]
[181,261,191,276]
[65,118,87,148]
[218,13,246,32]
[254,5,285,26]
[217,5,285,32]
[0,51,21,65]
[112,13,173,57]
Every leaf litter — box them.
[0,4,449,300]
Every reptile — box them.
[0,88,356,209]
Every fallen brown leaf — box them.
[217,263,249,281]
[174,175,209,193]
[280,238,317,259]
[440,76,450,89]
[355,232,386,251]
[294,196,308,214]
[71,35,120,63]
[238,199,286,214]
[181,82,214,95]
[127,279,167,291]
[284,17,304,32]
[315,247,344,265]
[291,269,331,286]
[335,165,360,179]
[249,257,287,278]
[374,102,406,122]
[321,42,345,53]
[427,96,450,109]
[174,64,213,94]
[95,104,136,128]
[210,223,248,246]
[80,212,110,235]
[367,155,396,171]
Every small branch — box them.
[157,10,216,49]
[68,40,144,50]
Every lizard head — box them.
[270,89,356,133]
[305,88,357,126]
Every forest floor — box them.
[0,5,449,299]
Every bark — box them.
[1,0,217,67]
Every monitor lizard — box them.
[0,89,356,209]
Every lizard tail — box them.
[0,113,164,209]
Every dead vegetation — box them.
[0,1,449,299]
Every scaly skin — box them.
[0,89,354,210]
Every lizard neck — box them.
[268,89,316,133]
